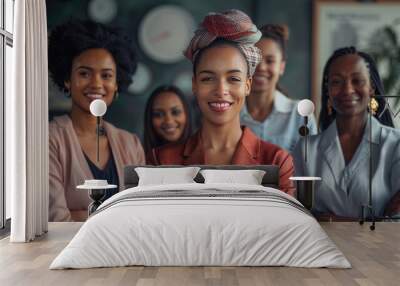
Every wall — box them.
[254,0,313,102]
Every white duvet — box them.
[50,183,351,269]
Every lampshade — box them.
[297,99,315,117]
[90,99,107,117]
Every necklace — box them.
[97,126,106,136]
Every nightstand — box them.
[289,176,321,210]
[77,180,117,215]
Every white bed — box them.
[50,183,351,269]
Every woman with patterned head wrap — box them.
[148,9,295,196]
[241,24,317,152]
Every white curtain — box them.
[7,0,48,242]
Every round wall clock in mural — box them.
[173,70,193,94]
[127,63,152,95]
[87,0,118,24]
[138,5,196,64]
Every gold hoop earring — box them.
[368,97,379,115]
[327,101,333,116]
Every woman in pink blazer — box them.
[48,20,145,221]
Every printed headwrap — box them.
[184,9,262,76]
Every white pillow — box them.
[135,167,201,186]
[200,169,266,185]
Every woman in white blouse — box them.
[240,24,317,151]
[292,47,400,219]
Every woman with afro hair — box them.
[48,20,145,222]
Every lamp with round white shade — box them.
[76,99,114,216]
[297,99,315,162]
[297,99,315,117]
[90,99,107,117]
[294,99,320,210]
[89,99,107,162]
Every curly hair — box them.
[144,85,192,154]
[48,20,137,93]
[319,46,394,131]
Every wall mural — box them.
[47,0,252,137]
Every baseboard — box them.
[0,218,11,239]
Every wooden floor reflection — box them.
[0,222,399,286]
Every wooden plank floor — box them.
[0,222,399,286]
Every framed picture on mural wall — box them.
[312,0,400,126]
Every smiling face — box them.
[327,54,373,117]
[65,48,118,113]
[251,38,285,93]
[192,44,251,126]
[151,91,187,143]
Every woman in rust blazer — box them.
[148,10,295,196]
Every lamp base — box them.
[289,177,321,211]
[359,204,375,231]
[297,180,315,210]
[88,189,106,215]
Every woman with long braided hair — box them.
[319,47,393,130]
[292,46,400,219]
